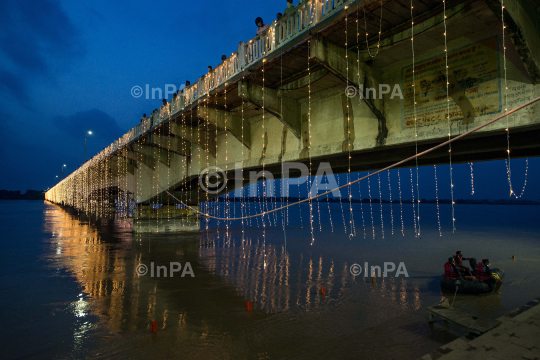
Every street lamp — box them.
[84,131,93,163]
[60,164,66,180]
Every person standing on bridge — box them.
[255,17,269,35]
[283,0,295,16]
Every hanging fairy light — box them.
[357,7,365,239]
[378,173,384,238]
[327,172,334,232]
[469,162,474,195]
[387,170,394,235]
[411,0,421,238]
[262,58,267,268]
[307,40,315,245]
[443,0,456,232]
[434,165,442,236]
[358,173,366,238]
[345,11,355,238]
[241,76,246,255]
[501,0,529,199]
[224,82,230,239]
[364,0,383,58]
[367,172,375,238]
[410,168,417,237]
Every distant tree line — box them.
[0,190,45,200]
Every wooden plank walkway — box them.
[420,297,540,360]
[426,305,501,335]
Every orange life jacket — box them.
[444,262,459,279]
[476,263,491,280]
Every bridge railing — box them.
[47,0,353,196]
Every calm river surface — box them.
[1,200,539,359]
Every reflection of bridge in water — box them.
[46,0,540,232]
[46,202,426,343]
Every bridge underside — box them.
[47,0,540,223]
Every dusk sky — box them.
[0,0,537,201]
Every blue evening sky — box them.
[0,0,537,201]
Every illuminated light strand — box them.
[357,8,365,238]
[367,172,375,238]
[327,172,334,232]
[378,173,384,239]
[214,93,220,242]
[241,77,246,256]
[345,13,355,238]
[279,52,287,253]
[224,83,229,240]
[469,162,474,195]
[308,40,315,245]
[262,58,267,268]
[337,175,347,234]
[387,170,394,235]
[410,168,417,237]
[434,165,442,236]
[443,0,456,232]
[363,0,383,58]
[358,173,366,238]
[501,0,528,199]
[130,96,540,222]
[411,0,421,238]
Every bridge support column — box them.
[310,35,389,146]
[238,79,301,138]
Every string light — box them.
[367,172,375,238]
[443,0,456,232]
[242,76,246,256]
[279,51,287,253]
[469,162,474,195]
[434,165,442,236]
[387,170,393,235]
[357,7,365,239]
[337,175,347,234]
[411,0,421,238]
[501,0,528,199]
[378,173,384,238]
[224,83,229,240]
[327,172,334,232]
[262,58,267,268]
[308,40,315,245]
[364,0,383,58]
[345,11,355,238]
[358,173,366,238]
[410,168,417,237]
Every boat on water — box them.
[440,268,504,295]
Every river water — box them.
[1,200,539,359]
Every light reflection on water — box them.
[0,200,539,359]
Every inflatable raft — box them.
[440,268,504,295]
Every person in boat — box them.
[476,259,502,294]
[454,251,476,276]
[444,257,461,279]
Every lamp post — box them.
[60,164,66,180]
[84,131,92,163]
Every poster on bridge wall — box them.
[401,36,501,128]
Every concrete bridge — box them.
[46,0,540,231]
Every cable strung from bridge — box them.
[129,96,540,221]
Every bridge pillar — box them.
[238,79,301,138]
[310,35,388,145]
